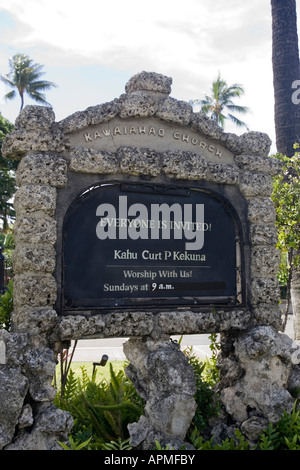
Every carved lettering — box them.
[84,133,93,142]
[81,124,224,157]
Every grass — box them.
[55,360,127,385]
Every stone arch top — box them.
[3,70,273,161]
[59,70,272,160]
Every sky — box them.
[0,0,299,155]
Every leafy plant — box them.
[55,363,144,449]
[58,435,92,450]
[271,144,300,327]
[189,428,250,450]
[183,341,220,434]
[101,437,132,450]
[54,340,78,397]
[154,440,175,450]
[258,401,300,450]
[0,278,13,330]
[203,333,220,386]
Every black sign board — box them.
[62,183,240,311]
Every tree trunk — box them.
[271,0,300,157]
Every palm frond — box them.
[190,72,249,130]
[3,90,16,101]
[227,113,249,130]
[1,53,57,111]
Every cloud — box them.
[0,0,272,72]
[1,0,298,152]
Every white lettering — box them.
[95,196,206,251]
[114,127,121,135]
[95,203,116,239]
[84,132,92,142]
[292,80,300,105]
[82,125,224,157]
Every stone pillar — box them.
[0,106,73,450]
[124,335,196,450]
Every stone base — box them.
[124,336,196,449]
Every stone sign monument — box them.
[0,71,299,450]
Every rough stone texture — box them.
[13,274,57,309]
[216,327,295,427]
[119,146,161,176]
[14,184,56,216]
[235,153,283,175]
[4,404,73,450]
[156,96,192,125]
[1,70,297,450]
[0,366,28,449]
[13,244,56,274]
[240,171,274,197]
[70,147,118,174]
[119,91,160,119]
[0,330,72,450]
[125,71,172,95]
[2,128,69,160]
[16,153,68,187]
[162,150,207,180]
[14,105,56,130]
[13,213,57,245]
[124,336,196,449]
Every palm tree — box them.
[1,54,57,112]
[271,0,300,158]
[190,73,249,130]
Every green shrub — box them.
[183,339,220,435]
[188,401,300,450]
[56,336,300,451]
[55,363,144,449]
[258,402,300,450]
[0,278,13,330]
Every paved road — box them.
[71,312,295,363]
[72,333,214,362]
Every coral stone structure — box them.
[1,71,299,450]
